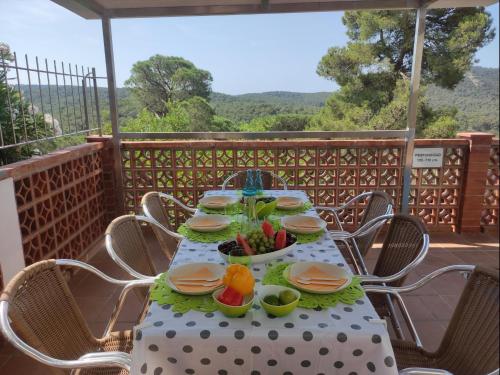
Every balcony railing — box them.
[0,134,497,286]
[121,139,468,231]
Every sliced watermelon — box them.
[237,235,255,255]
[261,220,275,238]
[218,286,244,306]
[275,229,287,250]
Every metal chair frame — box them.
[142,192,196,219]
[366,265,499,375]
[316,191,393,274]
[221,170,288,190]
[0,259,156,373]
[105,215,184,280]
[347,214,430,342]
[365,265,474,349]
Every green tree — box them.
[0,43,51,165]
[240,114,311,132]
[313,8,495,137]
[125,55,213,115]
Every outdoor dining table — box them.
[131,190,397,375]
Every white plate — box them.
[166,262,225,296]
[186,215,231,232]
[281,215,327,234]
[199,195,239,209]
[218,241,296,264]
[283,262,352,294]
[275,196,304,210]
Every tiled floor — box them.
[0,231,497,374]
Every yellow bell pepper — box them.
[222,264,255,296]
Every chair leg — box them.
[385,294,405,340]
[337,238,363,275]
[350,239,369,275]
[393,292,423,348]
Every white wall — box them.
[0,177,25,286]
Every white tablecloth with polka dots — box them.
[131,190,397,375]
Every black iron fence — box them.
[0,50,103,150]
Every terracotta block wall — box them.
[0,142,113,265]
[120,138,469,232]
[481,139,499,229]
[87,136,119,223]
[458,133,496,232]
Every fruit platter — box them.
[218,220,297,263]
[213,264,255,317]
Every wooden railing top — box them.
[121,138,470,149]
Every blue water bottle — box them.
[242,170,257,233]
[255,169,263,194]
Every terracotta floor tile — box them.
[70,272,120,298]
[0,352,54,375]
[414,320,448,352]
[75,296,113,323]
[418,295,455,321]
[401,295,435,322]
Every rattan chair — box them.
[316,191,393,274]
[221,170,288,190]
[141,192,194,259]
[365,265,499,375]
[105,214,181,280]
[0,259,155,375]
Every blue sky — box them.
[0,0,498,94]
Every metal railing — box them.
[0,50,103,150]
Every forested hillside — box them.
[210,91,329,122]
[426,67,498,134]
[19,66,499,135]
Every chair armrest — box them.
[55,259,132,286]
[137,215,185,241]
[328,230,352,238]
[0,301,131,371]
[334,191,374,211]
[157,193,196,214]
[102,278,156,337]
[362,265,475,292]
[399,368,453,375]
[54,259,158,336]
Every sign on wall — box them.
[412,147,444,168]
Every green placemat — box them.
[262,262,364,309]
[268,216,325,244]
[197,202,243,215]
[177,221,240,243]
[295,230,325,244]
[273,201,314,216]
[150,273,217,313]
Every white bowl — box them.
[166,262,225,295]
[281,215,327,234]
[218,241,296,264]
[199,195,239,209]
[283,262,352,294]
[186,214,231,232]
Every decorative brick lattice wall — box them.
[121,139,468,231]
[482,142,499,227]
[8,143,107,265]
